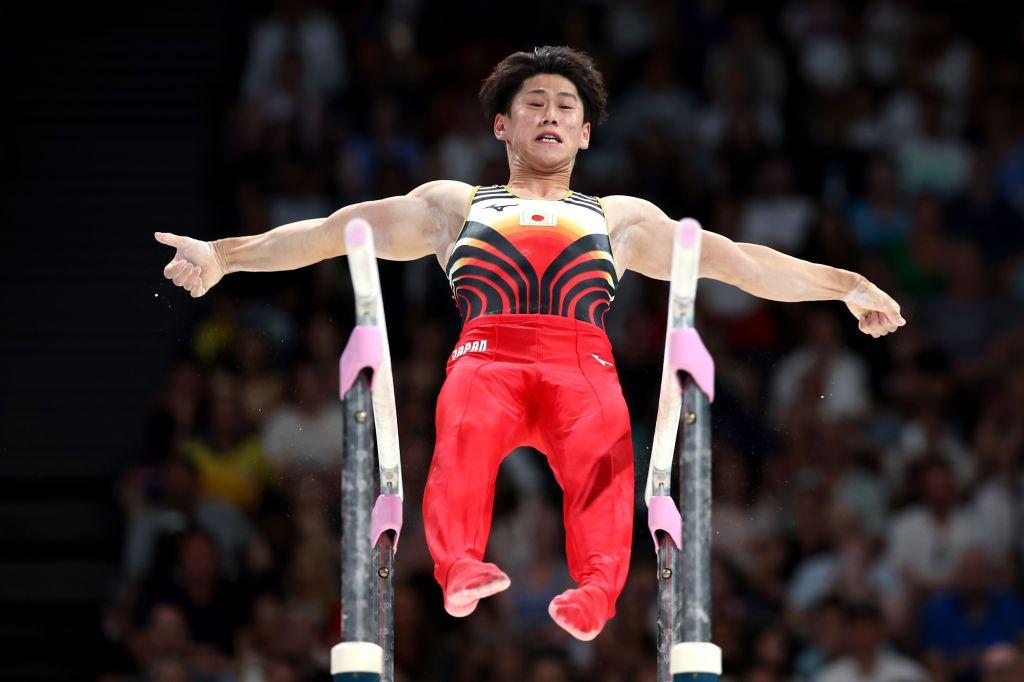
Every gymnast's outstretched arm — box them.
[154,180,472,298]
[602,194,906,338]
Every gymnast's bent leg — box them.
[539,350,634,640]
[422,354,527,616]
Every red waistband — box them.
[460,313,609,338]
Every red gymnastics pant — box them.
[422,313,634,622]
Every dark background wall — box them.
[2,4,235,677]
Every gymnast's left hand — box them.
[154,231,225,298]
[843,276,906,338]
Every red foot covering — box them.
[548,584,610,640]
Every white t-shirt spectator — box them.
[439,131,500,184]
[859,1,912,85]
[610,83,696,150]
[801,36,854,93]
[926,41,973,110]
[739,195,817,253]
[695,102,784,151]
[885,506,977,587]
[769,348,870,424]
[242,7,346,100]
[896,134,972,196]
[266,192,333,230]
[813,650,928,682]
[605,1,656,56]
[261,403,344,468]
[969,477,1023,561]
[712,497,778,572]
[122,501,255,581]
[882,420,975,491]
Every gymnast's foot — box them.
[548,584,609,641]
[443,558,511,617]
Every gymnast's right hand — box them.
[154,232,226,298]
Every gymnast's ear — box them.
[579,121,591,150]
[493,113,508,141]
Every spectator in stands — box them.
[284,538,337,630]
[788,501,896,618]
[979,644,1024,682]
[303,310,344,398]
[946,155,1024,263]
[813,602,927,682]
[134,531,244,676]
[235,594,286,681]
[272,603,328,680]
[745,666,783,682]
[710,11,786,108]
[919,241,1012,364]
[739,156,817,254]
[795,597,849,679]
[968,371,1024,565]
[886,457,977,598]
[261,358,344,473]
[882,344,973,495]
[154,357,206,445]
[769,308,870,425]
[712,445,770,573]
[184,373,271,512]
[921,548,1024,681]
[392,577,444,680]
[335,95,424,202]
[506,503,573,636]
[610,52,696,151]
[895,89,972,196]
[241,0,346,102]
[751,626,796,677]
[883,400,974,493]
[236,326,286,428]
[142,656,195,682]
[527,651,573,682]
[696,58,783,155]
[127,604,192,674]
[846,157,912,252]
[121,457,255,583]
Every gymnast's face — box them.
[494,73,591,172]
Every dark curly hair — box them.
[478,46,608,125]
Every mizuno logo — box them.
[451,339,488,362]
[490,203,516,212]
[591,353,613,367]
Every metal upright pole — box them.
[338,375,380,680]
[656,531,682,680]
[670,224,720,681]
[645,220,721,682]
[679,384,712,645]
[334,219,404,682]
[373,524,395,680]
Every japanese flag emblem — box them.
[519,201,557,226]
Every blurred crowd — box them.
[102,1,1024,681]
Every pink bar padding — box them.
[346,218,370,247]
[678,218,700,248]
[371,493,403,553]
[648,495,682,553]
[668,328,715,402]
[339,325,381,397]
